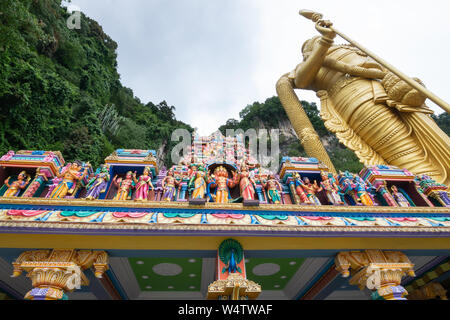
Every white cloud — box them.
[68,0,450,135]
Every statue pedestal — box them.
[189,198,206,206]
[243,200,259,207]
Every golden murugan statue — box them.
[277,10,450,185]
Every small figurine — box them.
[207,166,238,203]
[377,182,398,207]
[237,164,257,201]
[84,165,110,200]
[3,171,31,197]
[189,167,207,199]
[49,161,89,199]
[162,170,178,201]
[320,171,344,205]
[113,172,136,200]
[23,167,48,198]
[133,167,154,201]
[352,175,375,206]
[264,174,283,204]
[391,186,411,207]
[294,174,310,204]
[301,177,323,206]
[45,176,62,198]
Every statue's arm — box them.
[293,20,337,88]
[293,36,333,89]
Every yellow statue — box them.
[189,169,207,199]
[49,161,89,199]
[3,171,31,197]
[277,11,450,185]
[207,166,238,204]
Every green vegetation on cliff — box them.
[219,96,450,173]
[0,0,192,167]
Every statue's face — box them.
[304,177,310,184]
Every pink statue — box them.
[237,164,256,201]
[132,167,154,201]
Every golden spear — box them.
[300,9,450,114]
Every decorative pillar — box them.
[11,249,109,300]
[255,184,266,203]
[374,182,398,207]
[417,175,450,207]
[429,191,450,207]
[287,178,301,205]
[335,250,415,300]
[177,180,188,202]
[207,239,261,300]
[154,168,167,201]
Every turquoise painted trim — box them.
[0,202,448,219]
[105,269,128,300]
[294,258,335,300]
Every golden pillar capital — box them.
[335,250,415,300]
[207,273,261,300]
[11,249,109,300]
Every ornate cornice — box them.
[0,219,449,234]
[0,197,448,215]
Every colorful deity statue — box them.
[294,173,310,204]
[352,175,375,206]
[113,172,135,201]
[2,171,31,198]
[301,177,323,206]
[84,165,110,200]
[207,166,238,203]
[162,170,179,201]
[391,185,411,207]
[237,164,257,201]
[264,174,283,204]
[45,176,62,198]
[133,167,154,201]
[189,167,207,199]
[320,171,344,205]
[22,168,48,198]
[416,175,450,207]
[188,164,199,180]
[252,169,267,202]
[377,182,398,207]
[49,161,89,199]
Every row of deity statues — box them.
[186,164,284,205]
[0,162,448,207]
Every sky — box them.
[64,0,450,135]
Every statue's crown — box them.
[214,166,227,174]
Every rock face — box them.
[156,141,167,169]
[217,96,369,173]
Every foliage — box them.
[432,113,450,136]
[220,97,327,136]
[220,96,450,173]
[0,0,192,167]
